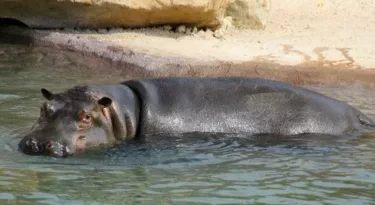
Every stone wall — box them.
[0,0,270,30]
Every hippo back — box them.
[123,77,371,136]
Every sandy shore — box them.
[1,0,374,87]
[79,0,375,69]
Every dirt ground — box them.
[79,0,375,69]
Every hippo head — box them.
[18,87,116,157]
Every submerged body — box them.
[18,77,373,157]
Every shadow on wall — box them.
[0,18,34,45]
[0,18,28,27]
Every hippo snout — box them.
[18,136,46,155]
[18,137,70,157]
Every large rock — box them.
[0,0,270,30]
[226,0,271,29]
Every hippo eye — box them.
[78,111,92,125]
[85,114,91,120]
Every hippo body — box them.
[18,77,373,157]
[123,78,370,136]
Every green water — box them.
[0,43,375,205]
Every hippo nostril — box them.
[43,140,71,157]
[46,141,53,149]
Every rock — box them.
[163,25,173,31]
[213,29,225,39]
[0,0,270,30]
[98,29,108,34]
[196,29,206,37]
[213,16,234,38]
[109,28,124,33]
[192,26,199,34]
[196,29,214,38]
[221,16,234,31]
[176,25,187,33]
[205,29,214,37]
[0,0,226,29]
[185,27,192,35]
[226,0,271,29]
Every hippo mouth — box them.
[18,137,72,157]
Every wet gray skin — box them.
[18,77,374,157]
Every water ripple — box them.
[0,44,375,204]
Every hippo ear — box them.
[41,88,54,101]
[98,97,112,107]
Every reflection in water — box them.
[0,43,375,204]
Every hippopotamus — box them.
[18,77,374,157]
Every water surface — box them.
[0,44,375,205]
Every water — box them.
[0,43,375,205]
